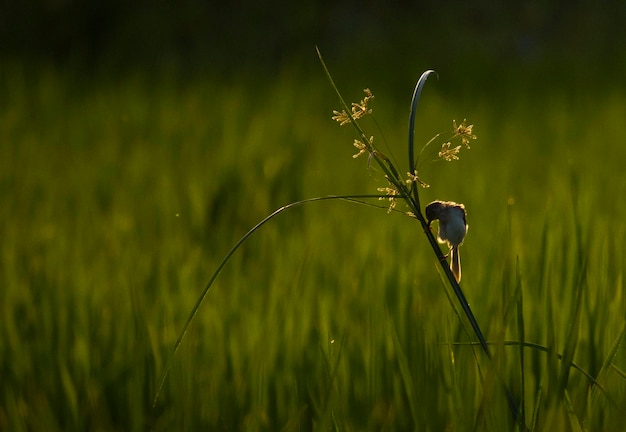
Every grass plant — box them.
[1,59,626,430]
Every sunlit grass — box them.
[1,63,626,430]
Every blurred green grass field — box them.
[1,63,626,431]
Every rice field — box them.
[1,62,626,430]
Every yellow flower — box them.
[377,186,398,213]
[332,89,375,125]
[331,110,350,125]
[351,88,374,120]
[406,170,430,188]
[453,119,476,148]
[352,139,368,158]
[438,142,461,161]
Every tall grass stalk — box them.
[316,48,525,427]
[153,50,528,426]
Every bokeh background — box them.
[3,0,626,89]
[3,1,626,430]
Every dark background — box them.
[2,0,626,93]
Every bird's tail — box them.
[451,246,461,283]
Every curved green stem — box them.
[408,70,437,178]
[151,194,400,409]
[406,71,524,428]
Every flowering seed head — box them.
[377,186,398,213]
[438,142,461,161]
[453,119,476,148]
[406,170,430,188]
[352,139,368,158]
[332,89,375,125]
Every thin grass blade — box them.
[557,256,587,397]
[515,257,527,427]
[389,317,419,430]
[407,70,437,176]
[151,194,392,408]
[590,320,626,403]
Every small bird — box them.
[425,200,468,282]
